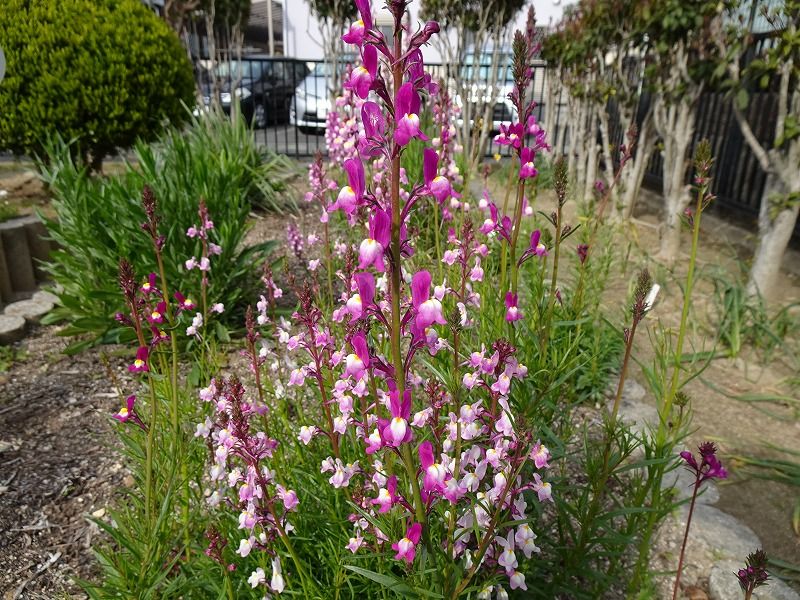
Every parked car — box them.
[291,59,355,135]
[198,56,309,128]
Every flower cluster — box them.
[197,376,295,596]
[266,1,554,594]
[736,549,769,596]
[680,441,728,484]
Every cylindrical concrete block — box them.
[0,240,13,307]
[22,216,51,281]
[0,222,37,293]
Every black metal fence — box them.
[208,55,779,233]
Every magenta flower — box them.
[371,475,398,513]
[330,158,365,215]
[174,291,195,311]
[113,394,145,430]
[140,272,157,294]
[411,270,446,339]
[423,148,457,204]
[419,441,448,495]
[680,442,728,483]
[394,83,428,147]
[358,208,390,271]
[383,389,412,447]
[494,122,523,148]
[518,230,547,266]
[346,45,377,100]
[129,346,149,372]
[392,522,422,564]
[577,243,589,264]
[359,101,387,158]
[505,292,522,322]
[147,300,167,324]
[345,332,371,380]
[355,272,376,310]
[341,0,372,46]
[519,147,538,179]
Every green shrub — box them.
[39,113,296,352]
[0,0,195,167]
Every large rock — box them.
[0,314,26,344]
[708,560,800,600]
[679,504,761,560]
[4,297,54,323]
[0,241,12,305]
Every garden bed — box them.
[1,198,798,598]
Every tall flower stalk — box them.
[630,140,716,589]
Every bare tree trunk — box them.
[747,165,800,300]
[620,111,655,219]
[656,98,695,264]
[583,102,599,202]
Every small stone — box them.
[0,313,26,344]
[621,379,647,402]
[4,298,54,323]
[709,560,800,600]
[32,290,58,304]
[123,475,135,488]
[686,585,709,600]
[91,508,105,518]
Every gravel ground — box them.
[0,326,133,600]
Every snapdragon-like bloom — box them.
[344,331,371,380]
[680,442,728,483]
[504,292,522,322]
[423,148,456,204]
[394,83,428,147]
[341,0,372,46]
[419,441,448,495]
[372,475,397,513]
[494,122,523,148]
[411,270,446,338]
[346,45,378,99]
[392,522,422,564]
[359,209,390,271]
[129,346,149,372]
[330,158,365,215]
[383,389,412,447]
[113,394,145,430]
[519,147,537,179]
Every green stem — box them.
[630,181,706,593]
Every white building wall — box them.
[282,0,573,62]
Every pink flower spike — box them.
[129,347,149,372]
[533,473,553,502]
[392,522,422,564]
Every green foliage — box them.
[0,345,26,372]
[0,0,195,167]
[420,0,524,33]
[707,267,800,362]
[305,0,357,26]
[38,113,295,351]
[0,199,18,223]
